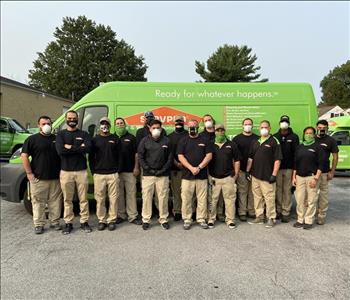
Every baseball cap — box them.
[175,116,184,122]
[215,124,225,131]
[144,111,154,118]
[280,115,290,124]
[99,117,111,125]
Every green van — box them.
[328,115,350,171]
[1,82,318,213]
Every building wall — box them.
[0,84,74,128]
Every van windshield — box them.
[8,119,28,133]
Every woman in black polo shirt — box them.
[292,126,324,230]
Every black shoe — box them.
[51,223,62,231]
[142,223,150,230]
[108,222,116,231]
[116,217,125,224]
[174,213,182,221]
[239,215,247,222]
[80,222,92,233]
[98,223,106,231]
[281,215,290,223]
[62,223,73,235]
[131,217,142,225]
[34,226,44,234]
[161,222,170,230]
[293,222,303,228]
[228,223,236,229]
[303,223,313,230]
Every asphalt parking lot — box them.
[1,177,349,300]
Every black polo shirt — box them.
[168,130,188,170]
[294,142,324,177]
[177,135,213,180]
[273,128,300,170]
[199,129,215,143]
[119,132,137,173]
[209,140,241,178]
[22,133,61,180]
[232,133,259,172]
[249,135,283,182]
[316,135,339,173]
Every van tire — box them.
[12,144,23,155]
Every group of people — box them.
[21,109,339,234]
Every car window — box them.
[8,119,27,133]
[332,131,350,146]
[81,106,108,138]
[0,119,9,132]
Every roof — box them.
[317,105,339,117]
[0,76,74,103]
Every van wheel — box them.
[23,189,33,215]
[12,144,23,155]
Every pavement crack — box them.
[271,271,297,300]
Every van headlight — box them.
[10,147,22,160]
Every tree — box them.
[29,16,147,101]
[195,44,267,82]
[320,60,350,108]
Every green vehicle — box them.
[0,82,318,213]
[0,116,31,158]
[328,115,350,171]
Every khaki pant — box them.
[30,179,62,227]
[141,168,159,210]
[93,172,119,223]
[170,170,182,214]
[237,172,255,216]
[208,175,225,220]
[118,172,138,222]
[60,170,89,224]
[141,176,169,224]
[251,176,277,219]
[276,169,293,216]
[208,176,237,224]
[181,179,208,224]
[316,173,329,220]
[295,175,319,224]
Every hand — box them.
[309,178,317,188]
[64,144,72,149]
[327,171,334,181]
[190,166,200,176]
[245,172,251,182]
[27,173,39,183]
[133,168,140,177]
[269,175,277,184]
[292,177,297,187]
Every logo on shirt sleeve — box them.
[108,140,115,144]
[75,137,83,140]
[225,145,232,149]
[287,140,293,142]
[320,143,328,147]
[198,143,205,147]
[124,139,131,142]
[162,145,168,148]
[308,149,316,153]
[264,144,271,148]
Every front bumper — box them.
[0,162,26,203]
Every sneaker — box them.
[208,222,214,229]
[183,223,191,230]
[281,215,290,223]
[80,222,92,233]
[317,218,325,225]
[108,222,116,231]
[248,217,264,225]
[34,226,44,234]
[131,217,142,225]
[161,222,170,230]
[200,222,209,229]
[62,223,73,235]
[142,223,150,230]
[228,223,236,229]
[51,223,62,231]
[174,213,182,221]
[303,223,313,230]
[265,219,275,228]
[239,215,247,222]
[116,217,125,224]
[293,222,303,228]
[98,223,106,231]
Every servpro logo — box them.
[124,106,202,125]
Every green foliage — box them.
[195,44,267,82]
[320,60,350,108]
[29,16,147,101]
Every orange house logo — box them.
[124,107,202,125]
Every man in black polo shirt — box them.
[208,124,240,229]
[177,119,213,230]
[199,114,216,142]
[89,117,121,231]
[233,118,259,221]
[273,115,299,223]
[56,110,92,234]
[168,116,188,221]
[21,116,62,234]
[138,119,173,230]
[115,117,142,225]
[315,119,339,225]
[247,120,282,228]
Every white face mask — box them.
[260,128,269,137]
[204,121,213,129]
[100,124,110,133]
[151,128,161,138]
[243,125,252,133]
[41,124,52,135]
[280,122,289,130]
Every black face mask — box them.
[318,129,327,137]
[189,126,198,136]
[67,120,78,128]
[175,122,184,133]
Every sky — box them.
[1,1,349,103]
